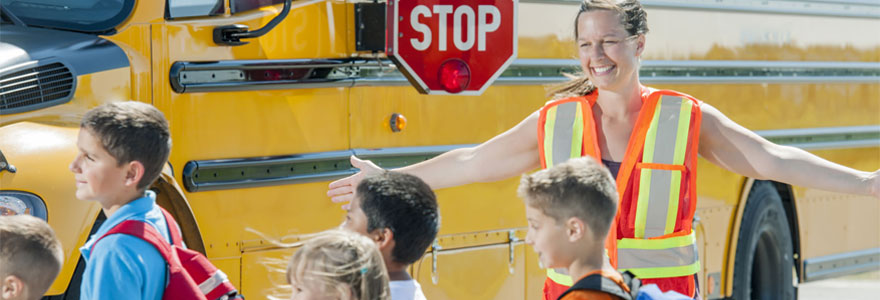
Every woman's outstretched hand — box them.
[327,156,383,209]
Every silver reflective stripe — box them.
[617,243,699,269]
[551,102,578,166]
[199,270,230,295]
[643,96,684,238]
[644,169,673,238]
[651,96,684,165]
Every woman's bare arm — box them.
[328,111,542,204]
[698,103,879,197]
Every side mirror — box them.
[213,0,292,46]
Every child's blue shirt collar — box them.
[80,190,160,259]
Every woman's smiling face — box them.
[576,10,644,92]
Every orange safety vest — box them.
[538,86,702,298]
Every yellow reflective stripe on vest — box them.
[671,97,693,166]
[543,105,558,166]
[621,260,701,279]
[570,102,584,161]
[546,268,573,286]
[634,104,662,239]
[634,96,692,238]
[545,101,584,167]
[618,230,695,249]
[617,231,700,278]
[666,98,693,233]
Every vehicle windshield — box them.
[0,0,134,33]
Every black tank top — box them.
[602,159,621,179]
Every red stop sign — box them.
[386,0,518,95]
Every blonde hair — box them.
[287,230,390,300]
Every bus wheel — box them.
[732,181,795,300]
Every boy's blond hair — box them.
[0,215,64,297]
[287,230,390,300]
[518,157,618,238]
[81,101,171,190]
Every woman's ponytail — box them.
[547,74,596,99]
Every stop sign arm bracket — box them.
[355,2,386,53]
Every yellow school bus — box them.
[0,0,877,299]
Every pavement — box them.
[798,270,880,300]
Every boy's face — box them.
[341,195,398,271]
[525,204,573,269]
[69,129,131,204]
[340,195,370,237]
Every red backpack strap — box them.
[91,217,213,300]
[91,220,174,263]
[158,207,184,247]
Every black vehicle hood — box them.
[0,25,128,75]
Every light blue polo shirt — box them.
[80,191,171,300]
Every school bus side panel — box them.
[349,84,549,298]
[147,2,353,296]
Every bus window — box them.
[231,0,283,14]
[167,0,223,19]
[0,0,133,32]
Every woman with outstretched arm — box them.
[329,0,879,298]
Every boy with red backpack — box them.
[71,102,240,300]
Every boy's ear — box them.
[124,160,146,188]
[1,275,25,299]
[565,217,588,242]
[373,228,395,251]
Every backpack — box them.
[92,208,243,300]
[557,271,691,300]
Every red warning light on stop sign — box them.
[386,0,517,95]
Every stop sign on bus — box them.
[386,0,518,95]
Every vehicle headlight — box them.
[0,191,48,220]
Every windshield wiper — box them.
[1,5,27,27]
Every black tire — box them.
[731,181,795,300]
